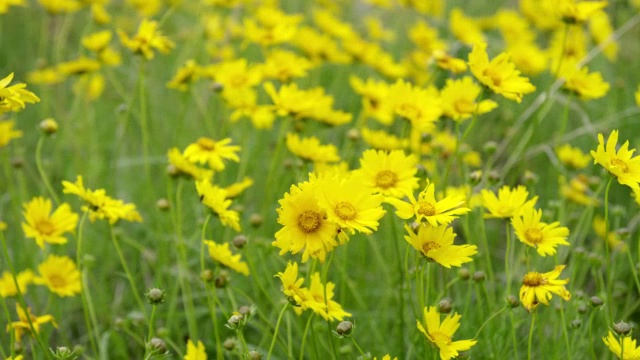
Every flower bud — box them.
[613,321,632,336]
[156,198,170,211]
[146,288,165,305]
[215,271,229,288]
[249,213,263,227]
[239,305,253,317]
[201,269,214,283]
[166,164,179,177]
[457,268,470,281]
[223,338,236,351]
[472,271,486,283]
[590,296,604,308]
[39,118,59,134]
[52,346,76,360]
[10,157,24,169]
[233,235,247,249]
[146,338,167,353]
[570,319,582,329]
[347,128,360,141]
[469,170,482,184]
[482,141,498,154]
[249,350,262,360]
[438,298,452,314]
[336,321,354,337]
[506,295,520,308]
[577,303,588,314]
[226,313,244,330]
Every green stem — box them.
[110,225,146,313]
[390,216,406,359]
[206,284,224,360]
[237,328,250,358]
[510,311,520,360]
[603,176,614,323]
[559,303,572,359]
[35,135,60,205]
[201,213,212,273]
[474,306,508,339]
[138,61,151,180]
[267,302,289,360]
[299,314,314,360]
[527,312,536,360]
[350,337,367,358]
[627,248,640,297]
[505,221,512,297]
[76,211,100,356]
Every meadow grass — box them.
[2,0,640,359]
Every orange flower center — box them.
[197,138,216,151]
[297,210,322,233]
[524,228,543,245]
[36,220,56,236]
[417,202,436,217]
[334,202,357,221]
[522,272,545,287]
[422,241,441,254]
[610,158,629,173]
[375,170,398,189]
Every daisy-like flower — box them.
[385,181,471,226]
[593,215,627,251]
[561,66,610,101]
[167,147,213,180]
[481,185,538,219]
[560,0,608,23]
[0,0,26,14]
[118,18,174,60]
[272,180,339,263]
[204,241,249,276]
[440,76,498,122]
[591,130,640,190]
[519,265,571,312]
[0,119,23,147]
[196,179,241,232]
[559,175,599,207]
[34,255,81,297]
[301,272,351,322]
[0,73,40,113]
[315,172,386,235]
[222,177,254,199]
[361,128,408,150]
[167,60,202,92]
[7,304,57,342]
[511,207,570,256]
[635,84,640,107]
[349,76,393,125]
[417,306,477,360]
[356,149,420,198]
[62,176,143,224]
[275,261,306,304]
[0,269,34,298]
[22,197,79,249]
[602,331,640,359]
[184,339,207,360]
[468,42,536,103]
[387,79,442,132]
[260,49,314,83]
[183,137,241,171]
[285,133,341,163]
[404,223,477,268]
[556,144,592,169]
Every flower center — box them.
[429,331,451,345]
[522,272,545,287]
[48,274,67,288]
[524,228,543,244]
[375,170,398,189]
[610,158,629,173]
[417,201,436,217]
[334,202,357,221]
[36,220,56,236]
[482,68,502,87]
[197,137,216,151]
[453,99,476,115]
[422,241,441,254]
[297,210,322,233]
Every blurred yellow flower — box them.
[259,49,314,83]
[559,175,599,206]
[440,76,498,122]
[0,73,40,113]
[417,306,477,360]
[167,147,214,180]
[196,179,241,232]
[183,137,241,171]
[450,8,485,46]
[349,76,393,125]
[481,185,538,219]
[167,60,202,92]
[0,0,26,14]
[285,133,340,163]
[38,0,81,14]
[7,304,57,342]
[34,255,81,297]
[0,120,22,147]
[0,269,34,298]
[356,149,419,198]
[511,207,570,256]
[204,240,249,276]
[602,331,640,360]
[184,339,207,360]
[468,42,536,103]
[591,130,640,190]
[361,128,407,150]
[27,67,65,85]
[387,79,442,132]
[22,197,78,249]
[519,265,571,311]
[561,66,610,101]
[118,19,175,60]
[57,57,101,76]
[560,0,607,24]
[404,223,477,268]
[556,144,592,169]
[593,215,627,251]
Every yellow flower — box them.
[0,120,23,147]
[0,0,26,14]
[62,176,143,224]
[356,149,420,198]
[450,8,485,46]
[259,49,314,83]
[34,255,81,297]
[27,67,65,85]
[559,175,599,207]
[519,265,571,312]
[183,137,241,171]
[561,66,610,101]
[636,84,640,107]
[242,6,302,47]
[560,0,608,23]
[56,56,101,76]
[167,147,214,180]
[0,73,40,113]
[300,272,351,322]
[387,79,442,132]
[349,76,393,125]
[285,133,340,163]
[385,181,471,226]
[361,128,408,151]
[0,221,5,231]
[591,130,640,191]
[556,144,592,169]
[22,197,79,249]
[590,10,618,61]
[206,58,262,93]
[373,356,397,360]
[0,269,34,298]
[593,215,627,251]
[204,241,249,276]
[433,50,468,74]
[314,172,386,235]
[603,331,640,359]
[118,19,175,60]
[481,185,538,219]
[222,177,254,199]
[196,179,241,232]
[7,304,57,342]
[404,223,477,268]
[417,306,477,360]
[38,0,81,14]
[275,261,306,304]
[167,60,202,92]
[81,30,113,53]
[511,207,570,256]
[468,42,536,103]
[273,180,339,263]
[506,43,548,76]
[184,339,207,360]
[440,76,498,122]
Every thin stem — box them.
[559,303,572,359]
[505,221,512,297]
[350,337,367,358]
[76,211,100,356]
[603,176,614,323]
[110,225,146,313]
[35,135,60,205]
[390,215,406,359]
[474,306,508,339]
[200,213,212,273]
[527,312,536,360]
[138,60,151,180]
[299,314,314,360]
[267,302,289,360]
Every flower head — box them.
[0,120,23,147]
[204,240,249,276]
[387,79,442,132]
[196,179,241,231]
[404,224,477,268]
[519,265,571,311]
[7,304,57,342]
[356,149,419,198]
[34,255,81,297]
[417,306,477,360]
[440,77,498,122]
[300,272,351,321]
[275,261,306,303]
[167,147,214,180]
[468,42,536,103]
[556,144,592,169]
[591,130,640,190]
[0,269,34,298]
[183,137,241,171]
[511,207,570,256]
[561,66,610,101]
[0,73,40,113]
[286,133,340,163]
[22,197,79,249]
[184,339,207,360]
[602,331,640,360]
[118,19,175,60]
[481,185,538,219]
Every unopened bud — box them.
[613,321,632,336]
[156,198,170,211]
[336,321,354,337]
[438,298,452,314]
[39,118,59,134]
[590,296,604,308]
[472,271,486,283]
[233,235,247,249]
[506,295,519,308]
[146,288,165,305]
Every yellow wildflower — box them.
[22,197,78,249]
[0,270,34,298]
[184,339,207,360]
[118,19,175,60]
[0,120,22,147]
[511,207,570,256]
[285,133,340,163]
[519,265,571,312]
[0,73,40,113]
[417,306,477,360]
[196,179,241,232]
[405,223,477,268]
[7,304,57,342]
[183,137,241,171]
[34,255,81,297]
[356,149,420,198]
[591,130,640,190]
[204,241,249,276]
[481,185,538,219]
